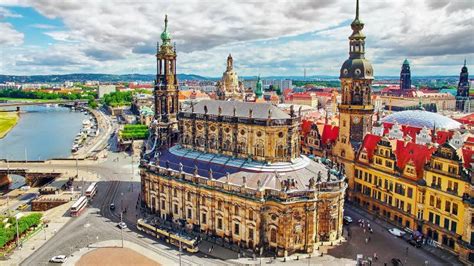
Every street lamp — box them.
[15,214,20,248]
[178,240,182,266]
[120,212,124,248]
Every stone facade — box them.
[140,163,346,256]
[178,100,300,163]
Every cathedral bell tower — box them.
[153,15,179,147]
[333,0,374,199]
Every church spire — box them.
[355,0,359,20]
[161,14,172,45]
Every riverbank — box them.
[0,97,58,103]
[0,112,19,139]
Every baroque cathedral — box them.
[141,14,347,257]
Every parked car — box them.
[391,258,403,265]
[388,228,406,237]
[110,203,115,210]
[407,239,422,248]
[117,222,127,229]
[343,216,353,225]
[50,255,67,263]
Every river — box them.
[0,105,87,160]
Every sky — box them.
[0,0,472,77]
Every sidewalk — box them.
[198,238,355,265]
[5,202,74,265]
[346,204,461,265]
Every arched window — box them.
[255,142,264,157]
[276,145,285,158]
[270,228,277,243]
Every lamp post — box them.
[15,214,20,248]
[120,212,124,248]
[178,240,182,266]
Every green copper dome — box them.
[255,76,263,98]
[160,15,171,44]
[403,58,409,65]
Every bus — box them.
[136,219,199,253]
[85,182,98,198]
[70,196,88,217]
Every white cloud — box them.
[1,0,473,75]
[0,22,23,46]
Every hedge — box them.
[0,213,42,248]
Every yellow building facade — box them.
[348,136,474,264]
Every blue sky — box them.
[4,7,64,46]
[0,0,472,77]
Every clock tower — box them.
[333,0,374,199]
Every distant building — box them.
[400,59,412,91]
[284,92,319,108]
[455,60,472,112]
[216,54,244,101]
[98,84,116,98]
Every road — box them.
[328,205,455,265]
[21,179,230,266]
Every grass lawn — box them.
[0,112,19,139]
[0,97,63,103]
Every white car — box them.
[388,228,406,237]
[49,255,67,263]
[118,222,127,229]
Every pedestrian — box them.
[370,228,373,234]
[374,252,377,261]
[368,223,371,228]
[364,228,366,233]
[365,237,368,244]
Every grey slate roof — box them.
[183,100,291,120]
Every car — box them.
[391,258,403,266]
[109,203,115,210]
[343,216,353,225]
[49,255,67,263]
[388,228,406,237]
[117,222,127,229]
[407,239,422,248]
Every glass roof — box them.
[382,110,461,130]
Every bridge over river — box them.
[0,168,62,187]
[0,100,88,108]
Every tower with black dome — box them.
[455,60,471,112]
[153,15,179,147]
[333,0,374,198]
[400,59,411,91]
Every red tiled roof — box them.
[300,119,313,138]
[462,148,474,169]
[321,124,339,145]
[433,130,454,145]
[466,137,474,144]
[360,134,382,161]
[382,122,394,135]
[455,113,474,125]
[401,125,422,140]
[395,140,436,179]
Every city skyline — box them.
[0,0,472,77]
